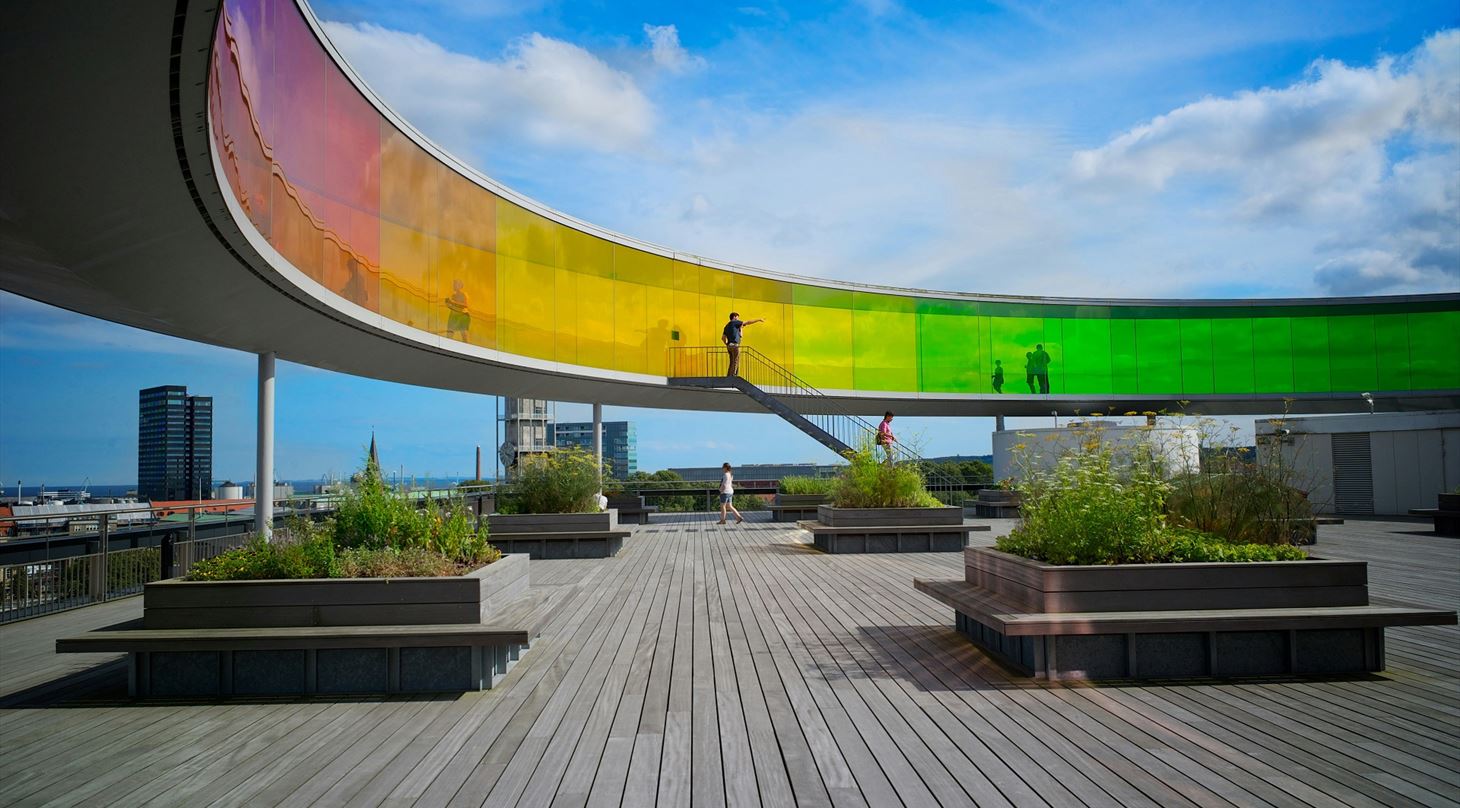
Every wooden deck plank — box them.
[0,515,1455,807]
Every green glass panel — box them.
[853,308,917,391]
[1134,319,1181,394]
[1251,317,1293,393]
[1407,310,1460,389]
[1110,319,1139,395]
[1373,313,1411,391]
[917,312,981,393]
[1326,315,1377,392]
[1210,318,1254,394]
[988,316,1044,394]
[1061,318,1112,394]
[852,291,917,313]
[1040,320,1063,394]
[792,284,851,309]
[1290,317,1331,392]
[1179,319,1214,394]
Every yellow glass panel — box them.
[560,226,613,279]
[498,256,555,360]
[792,304,854,389]
[614,281,648,373]
[435,238,494,348]
[673,260,699,291]
[646,286,676,376]
[379,221,432,332]
[616,246,673,289]
[496,201,557,265]
[554,268,577,364]
[575,273,615,369]
[737,300,788,366]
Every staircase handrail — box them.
[666,345,969,494]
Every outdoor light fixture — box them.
[1362,392,1374,414]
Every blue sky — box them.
[1,0,1456,486]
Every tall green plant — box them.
[504,447,605,514]
[778,476,836,496]
[832,443,940,508]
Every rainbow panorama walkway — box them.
[2,516,1457,807]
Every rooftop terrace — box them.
[2,516,1456,807]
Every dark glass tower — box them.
[138,385,213,501]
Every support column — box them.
[256,351,275,539]
[994,415,1005,432]
[593,403,604,493]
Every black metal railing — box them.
[667,345,969,495]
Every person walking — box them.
[722,312,764,376]
[991,359,1004,393]
[1032,343,1051,394]
[1024,351,1036,393]
[876,411,897,462]
[718,462,744,524]
[444,279,470,341]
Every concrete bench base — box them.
[614,508,657,525]
[58,622,536,696]
[490,531,629,559]
[799,521,989,554]
[915,578,1456,680]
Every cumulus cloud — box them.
[643,24,706,74]
[322,22,655,154]
[1070,29,1460,295]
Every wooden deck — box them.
[1,516,1456,807]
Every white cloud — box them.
[643,24,706,74]
[1068,29,1460,295]
[322,22,655,154]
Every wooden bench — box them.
[914,578,1456,680]
[798,521,989,554]
[57,600,546,697]
[490,530,630,559]
[1408,508,1459,537]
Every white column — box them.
[593,403,604,493]
[256,351,275,539]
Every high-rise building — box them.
[553,421,637,480]
[138,385,213,501]
[500,398,553,476]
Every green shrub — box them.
[188,535,341,581]
[653,494,700,512]
[832,445,941,508]
[778,476,836,496]
[1166,471,1313,545]
[337,544,498,577]
[502,447,604,514]
[996,431,1308,565]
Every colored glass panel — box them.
[209,0,1460,402]
[1135,320,1181,394]
[1210,319,1255,394]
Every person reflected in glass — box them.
[876,411,897,462]
[445,279,470,342]
[1024,352,1036,393]
[1032,343,1052,394]
[991,359,1004,393]
[718,462,744,525]
[343,256,368,307]
[722,312,764,376]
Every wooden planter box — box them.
[918,547,1456,680]
[1439,492,1460,511]
[801,505,979,553]
[965,548,1365,613]
[816,505,962,527]
[487,510,629,558]
[770,493,829,522]
[143,553,529,629]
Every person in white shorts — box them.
[718,462,744,525]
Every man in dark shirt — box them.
[722,311,764,376]
[1032,343,1052,394]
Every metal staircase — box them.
[666,346,966,494]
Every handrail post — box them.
[90,515,110,603]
